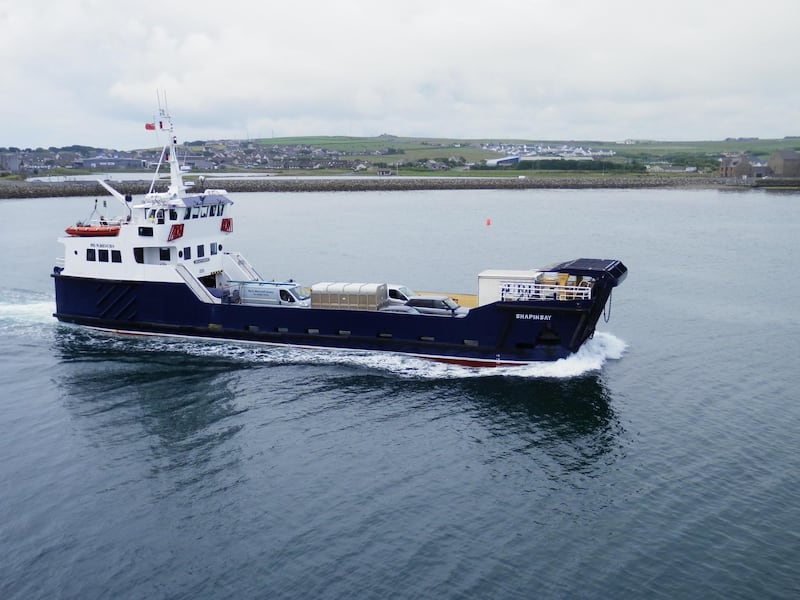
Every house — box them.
[73,156,147,170]
[767,149,800,177]
[719,154,752,178]
[486,156,520,167]
[1,153,21,173]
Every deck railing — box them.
[500,280,592,302]
[224,251,262,281]
[175,264,220,304]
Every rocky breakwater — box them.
[0,175,722,199]
[0,179,154,200]
[204,176,721,193]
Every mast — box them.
[164,116,186,199]
[147,91,186,200]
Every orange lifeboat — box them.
[65,225,121,237]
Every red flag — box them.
[145,122,156,130]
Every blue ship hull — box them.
[52,269,620,366]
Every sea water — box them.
[1,188,798,599]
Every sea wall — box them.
[0,175,725,199]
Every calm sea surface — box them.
[1,187,798,599]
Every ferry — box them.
[52,108,627,367]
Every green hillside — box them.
[255,134,800,164]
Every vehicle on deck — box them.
[404,295,468,317]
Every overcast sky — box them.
[2,0,799,149]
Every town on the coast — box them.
[2,134,799,182]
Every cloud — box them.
[2,0,799,148]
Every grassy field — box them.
[254,134,800,166]
[258,135,498,163]
[605,138,800,160]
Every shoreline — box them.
[0,175,758,199]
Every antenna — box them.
[155,90,171,121]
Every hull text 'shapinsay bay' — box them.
[52,109,627,367]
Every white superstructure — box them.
[57,106,259,293]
